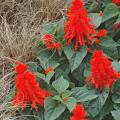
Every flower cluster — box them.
[95,29,108,44]
[12,63,50,110]
[64,0,96,50]
[70,104,87,120]
[42,34,61,50]
[86,50,120,91]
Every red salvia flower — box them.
[86,50,120,91]
[95,38,101,45]
[45,67,54,75]
[70,104,87,120]
[53,42,61,49]
[63,97,68,103]
[16,63,28,74]
[42,34,53,43]
[112,0,120,4]
[99,10,103,17]
[64,0,96,50]
[12,63,50,110]
[113,23,120,31]
[42,34,61,50]
[96,29,107,37]
[86,47,91,52]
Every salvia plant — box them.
[8,0,120,120]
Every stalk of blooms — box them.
[12,63,50,110]
[42,34,61,50]
[70,104,87,120]
[112,0,120,4]
[86,50,120,91]
[64,0,96,50]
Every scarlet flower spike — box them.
[64,0,96,50]
[70,104,87,120]
[86,50,120,91]
[12,63,50,110]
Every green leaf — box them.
[53,95,63,102]
[27,62,38,72]
[115,14,120,24]
[99,46,118,60]
[45,97,66,120]
[112,94,120,104]
[112,61,120,72]
[52,76,69,94]
[64,45,74,60]
[65,97,76,112]
[100,37,119,47]
[61,90,73,99]
[71,47,87,72]
[85,88,109,117]
[99,98,113,120]
[111,110,120,120]
[72,87,98,102]
[37,49,59,69]
[35,72,46,79]
[89,13,102,28]
[112,80,120,104]
[46,71,55,84]
[102,3,119,22]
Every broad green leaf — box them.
[61,90,73,99]
[111,110,120,120]
[37,49,59,69]
[100,37,119,47]
[27,62,38,72]
[99,98,113,120]
[53,95,63,102]
[112,80,120,93]
[71,47,87,72]
[112,80,120,104]
[85,88,109,117]
[102,3,119,22]
[113,104,120,110]
[115,14,120,24]
[46,71,55,84]
[72,87,98,102]
[65,97,76,112]
[99,46,118,60]
[112,94,120,104]
[84,68,90,77]
[37,50,52,69]
[35,72,45,79]
[55,61,70,79]
[88,1,98,12]
[45,97,66,120]
[64,45,74,60]
[112,61,120,72]
[89,13,102,28]
[52,76,69,94]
